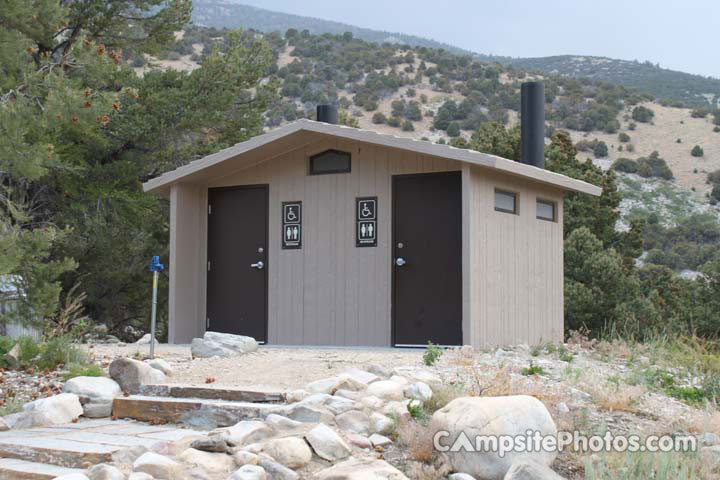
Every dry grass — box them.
[687,408,720,436]
[592,385,646,413]
[396,419,436,464]
[424,383,466,413]
[405,460,451,480]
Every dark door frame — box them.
[206,184,269,343]
[391,171,463,347]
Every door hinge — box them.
[208,204,212,215]
[206,317,210,329]
[207,261,211,271]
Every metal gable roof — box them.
[142,119,602,196]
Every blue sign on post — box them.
[148,256,164,359]
[149,256,165,272]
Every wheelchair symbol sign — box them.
[284,203,301,224]
[357,199,376,220]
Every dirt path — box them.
[89,344,425,391]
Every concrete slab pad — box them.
[0,458,83,480]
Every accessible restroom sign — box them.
[282,201,302,249]
[356,197,377,247]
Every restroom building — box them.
[143,83,601,348]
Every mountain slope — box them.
[191,2,720,108]
[191,1,473,55]
[504,55,720,108]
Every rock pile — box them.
[191,331,259,358]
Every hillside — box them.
[152,26,720,238]
[191,1,473,55]
[504,55,720,108]
[191,2,720,109]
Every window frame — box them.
[494,189,519,215]
[308,149,352,175]
[536,198,557,222]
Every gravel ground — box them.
[89,343,427,391]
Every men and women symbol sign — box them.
[281,198,378,249]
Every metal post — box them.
[150,270,159,359]
[148,256,164,360]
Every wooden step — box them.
[140,384,285,403]
[112,395,286,428]
[0,458,84,480]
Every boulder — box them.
[389,375,408,385]
[285,389,309,403]
[341,368,380,386]
[63,376,121,418]
[204,331,258,353]
[369,412,394,435]
[54,475,90,480]
[134,333,160,346]
[109,358,165,393]
[261,437,312,469]
[304,376,364,395]
[3,344,20,369]
[431,395,557,480]
[346,433,372,449]
[23,393,83,425]
[190,437,229,453]
[368,433,392,448]
[335,410,370,435]
[2,411,51,429]
[133,452,181,478]
[86,464,125,480]
[324,396,360,415]
[233,450,260,466]
[258,457,298,480]
[360,395,384,410]
[178,447,235,474]
[404,382,433,403]
[146,358,173,376]
[366,380,405,401]
[0,417,8,431]
[127,473,153,480]
[314,458,409,480]
[449,474,477,480]
[265,414,303,430]
[283,403,334,424]
[404,369,442,388]
[381,400,411,421]
[503,458,565,480]
[191,337,234,358]
[365,364,392,378]
[231,464,268,480]
[305,423,351,461]
[212,420,273,447]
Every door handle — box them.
[395,257,407,267]
[250,261,264,270]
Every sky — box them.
[239,0,720,78]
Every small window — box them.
[494,189,517,214]
[536,199,556,222]
[309,149,351,175]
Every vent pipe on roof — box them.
[316,104,338,124]
[520,81,545,169]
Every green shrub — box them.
[636,152,673,180]
[691,145,704,157]
[423,341,443,366]
[63,362,104,380]
[618,132,630,143]
[0,398,23,416]
[521,362,545,376]
[387,116,401,128]
[612,158,639,173]
[402,120,414,132]
[592,141,609,158]
[16,336,41,365]
[372,112,386,124]
[714,126,720,133]
[446,121,460,137]
[632,105,655,123]
[407,402,425,420]
[36,336,88,370]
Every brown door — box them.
[207,185,268,342]
[392,172,462,346]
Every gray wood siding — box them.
[206,138,462,346]
[467,167,564,347]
